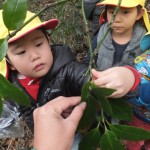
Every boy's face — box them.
[7,29,53,78]
[107,6,143,34]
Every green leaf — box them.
[78,95,97,130]
[109,98,133,121]
[99,97,112,116]
[2,0,27,30]
[0,38,8,61]
[0,74,30,107]
[81,81,91,101]
[100,130,124,150]
[91,88,112,115]
[79,128,101,150]
[110,124,150,141]
[92,86,115,97]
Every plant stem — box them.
[81,0,93,81]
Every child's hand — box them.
[91,67,135,98]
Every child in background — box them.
[96,0,150,71]
[127,32,150,150]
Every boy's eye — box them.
[16,50,25,55]
[36,42,43,47]
[108,10,114,14]
[123,11,129,14]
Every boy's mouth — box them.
[34,63,44,71]
[112,26,123,30]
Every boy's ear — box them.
[5,58,16,70]
[136,9,144,20]
[7,61,16,70]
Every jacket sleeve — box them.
[139,83,150,104]
[0,101,24,138]
[125,66,141,92]
[129,50,150,104]
[65,61,88,96]
[123,66,141,99]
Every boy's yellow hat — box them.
[140,31,150,51]
[97,0,150,31]
[0,10,59,43]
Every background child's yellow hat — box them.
[140,31,150,51]
[0,10,59,43]
[97,0,150,31]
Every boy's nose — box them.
[30,51,40,61]
[114,13,122,23]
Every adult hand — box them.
[92,67,135,98]
[33,96,86,150]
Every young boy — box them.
[95,0,150,70]
[0,10,140,149]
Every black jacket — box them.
[8,44,88,131]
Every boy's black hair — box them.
[137,5,145,26]
[41,27,50,42]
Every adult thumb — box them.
[91,69,100,80]
[67,102,86,129]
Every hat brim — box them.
[8,19,59,43]
[140,31,150,51]
[97,0,139,8]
